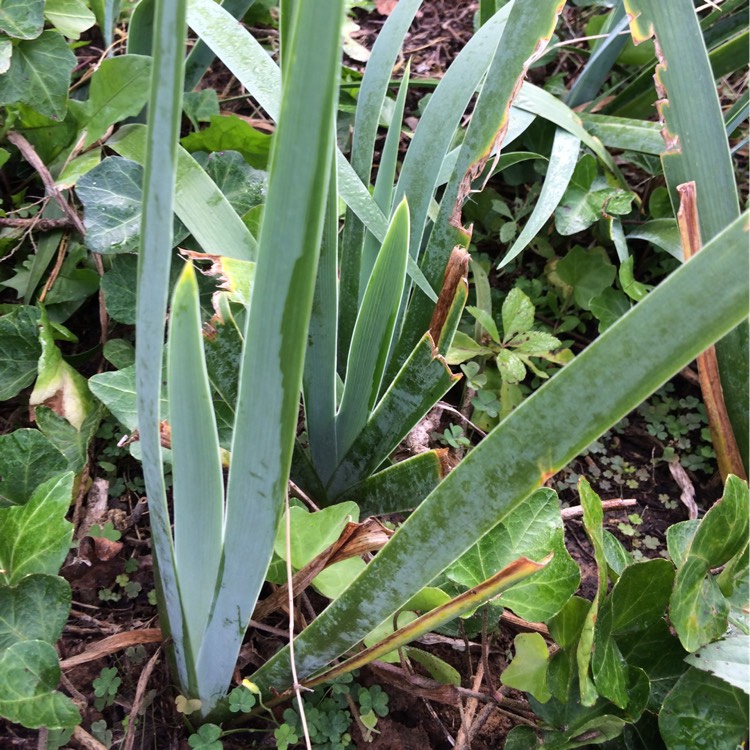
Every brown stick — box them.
[677,182,747,481]
[6,132,86,236]
[0,217,76,231]
[60,628,163,669]
[122,645,163,750]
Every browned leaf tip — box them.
[428,246,470,343]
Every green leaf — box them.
[626,219,683,262]
[102,339,135,370]
[100,254,137,324]
[0,31,75,120]
[193,1,345,712]
[109,124,256,261]
[313,557,366,601]
[0,473,74,585]
[501,288,535,340]
[337,199,410,458]
[195,150,266,215]
[447,488,579,622]
[181,114,271,170]
[0,640,80,729]
[556,246,616,310]
[0,0,43,39]
[617,618,689,712]
[43,0,95,39]
[658,667,748,750]
[0,306,41,400]
[182,89,219,129]
[168,263,225,656]
[577,478,609,707]
[74,55,151,146]
[0,574,71,649]
[684,634,749,695]
[77,157,186,254]
[445,331,495,364]
[273,503,360,570]
[35,405,100,474]
[30,308,94,431]
[403,647,460,686]
[501,632,552,703]
[496,349,526,384]
[89,364,168,433]
[0,430,67,508]
[500,128,581,269]
[548,596,590,650]
[670,475,749,651]
[466,305,500,343]
[609,559,675,636]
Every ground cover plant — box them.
[0,0,748,748]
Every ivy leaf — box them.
[0,430,67,508]
[670,475,749,652]
[556,246,616,310]
[0,473,74,585]
[684,635,750,694]
[659,667,749,748]
[43,0,96,40]
[30,307,94,431]
[0,640,80,729]
[0,306,42,400]
[0,0,44,39]
[77,157,188,253]
[181,114,272,170]
[194,150,266,215]
[0,574,71,649]
[501,633,552,703]
[0,32,75,120]
[100,254,137,324]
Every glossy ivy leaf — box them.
[577,477,609,706]
[100,254,137,324]
[0,574,71,649]
[556,246,616,311]
[0,430,67,508]
[0,640,80,729]
[684,634,750,695]
[181,114,272,170]
[183,89,220,130]
[43,0,96,40]
[0,306,42,400]
[0,473,74,586]
[548,596,590,650]
[77,157,187,254]
[0,32,76,120]
[658,667,749,750]
[312,557,366,601]
[35,404,100,474]
[591,560,675,711]
[446,488,579,622]
[102,339,135,370]
[617,619,689,713]
[665,520,699,569]
[89,364,168,433]
[193,150,266,216]
[555,154,635,236]
[501,632,552,703]
[0,0,44,39]
[669,475,749,652]
[273,502,360,570]
[71,55,151,147]
[30,308,94,431]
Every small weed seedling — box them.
[93,667,121,711]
